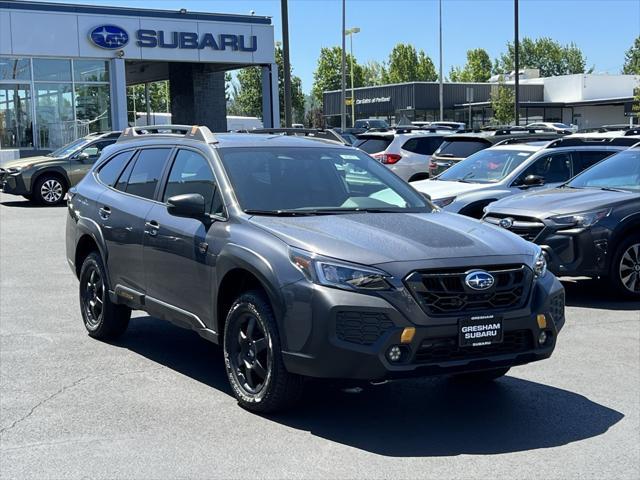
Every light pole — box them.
[514,0,520,126]
[281,0,292,127]
[340,0,347,130]
[438,0,443,122]
[345,27,360,127]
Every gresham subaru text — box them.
[66,126,565,412]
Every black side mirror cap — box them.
[167,193,207,219]
[523,174,545,186]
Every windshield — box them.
[438,148,534,183]
[48,137,92,157]
[568,149,640,192]
[435,139,489,158]
[218,146,431,214]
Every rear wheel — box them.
[79,252,130,339]
[611,235,640,298]
[223,290,304,413]
[451,367,510,383]
[34,174,66,205]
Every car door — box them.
[142,148,227,331]
[97,147,173,295]
[512,151,573,191]
[68,139,116,185]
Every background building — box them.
[0,0,278,153]
[323,74,640,129]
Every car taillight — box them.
[374,153,402,164]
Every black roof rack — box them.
[493,135,563,146]
[546,136,640,148]
[248,128,347,144]
[624,128,640,136]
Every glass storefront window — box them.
[0,57,31,81]
[0,84,33,148]
[74,60,109,82]
[75,84,111,133]
[33,58,72,82]
[35,83,74,149]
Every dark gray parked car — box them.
[66,125,565,412]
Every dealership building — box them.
[323,73,640,129]
[0,0,278,153]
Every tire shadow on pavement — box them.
[561,278,640,311]
[113,317,623,458]
[0,200,64,208]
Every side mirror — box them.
[167,193,206,219]
[523,174,545,186]
[75,152,90,162]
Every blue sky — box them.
[38,0,640,92]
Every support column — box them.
[109,58,128,131]
[261,64,280,128]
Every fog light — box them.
[537,314,547,329]
[538,331,548,345]
[387,345,402,363]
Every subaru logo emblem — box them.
[465,270,495,290]
[90,25,129,50]
[499,217,514,229]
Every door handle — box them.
[99,206,111,219]
[145,220,160,236]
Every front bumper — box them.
[0,172,30,196]
[280,273,564,381]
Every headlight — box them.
[550,209,610,228]
[432,196,456,208]
[533,249,547,278]
[289,247,392,291]
[7,166,25,175]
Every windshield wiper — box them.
[244,209,322,216]
[597,187,630,193]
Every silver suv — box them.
[408,136,639,218]
[354,128,452,181]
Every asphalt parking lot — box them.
[0,191,639,480]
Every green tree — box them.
[386,43,437,83]
[622,36,640,74]
[231,44,305,123]
[494,37,590,77]
[311,46,364,105]
[361,60,387,86]
[449,48,492,82]
[490,76,515,125]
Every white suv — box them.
[353,129,451,181]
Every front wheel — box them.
[451,367,510,383]
[611,235,640,298]
[34,174,66,205]
[79,252,130,340]
[223,290,304,413]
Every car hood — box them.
[410,179,493,199]
[1,155,57,169]
[487,187,639,217]
[249,211,537,266]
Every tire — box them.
[223,290,304,413]
[79,252,130,340]
[33,174,66,205]
[451,367,510,383]
[610,234,640,298]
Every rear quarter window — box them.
[573,150,614,174]
[402,137,444,155]
[97,151,135,186]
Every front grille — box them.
[335,311,394,345]
[484,214,546,242]
[414,329,534,364]
[405,265,533,316]
[549,291,565,324]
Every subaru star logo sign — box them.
[499,217,514,229]
[90,25,129,50]
[465,270,495,290]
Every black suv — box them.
[66,125,565,412]
[484,145,640,297]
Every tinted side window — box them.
[403,137,443,155]
[574,151,613,174]
[124,148,171,200]
[518,153,572,184]
[163,149,217,211]
[353,138,392,154]
[437,140,489,158]
[97,151,135,187]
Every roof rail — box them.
[624,128,640,136]
[118,125,217,143]
[493,135,562,146]
[546,136,640,149]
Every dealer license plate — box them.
[459,315,503,347]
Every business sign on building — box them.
[624,87,640,117]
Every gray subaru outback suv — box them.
[66,125,565,412]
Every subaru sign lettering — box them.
[465,271,495,290]
[136,30,257,51]
[90,25,129,49]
